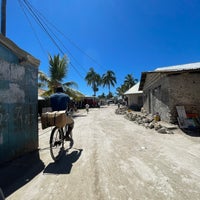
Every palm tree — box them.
[38,54,77,96]
[124,74,138,89]
[116,84,127,96]
[102,70,116,93]
[85,67,101,96]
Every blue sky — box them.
[5,0,200,96]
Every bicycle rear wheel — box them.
[50,127,64,161]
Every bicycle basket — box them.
[41,111,67,129]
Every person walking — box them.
[85,103,89,114]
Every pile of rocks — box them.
[116,108,177,134]
[115,106,128,115]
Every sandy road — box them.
[7,105,200,200]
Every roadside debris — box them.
[115,107,177,134]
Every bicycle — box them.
[49,112,74,161]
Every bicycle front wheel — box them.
[50,127,64,161]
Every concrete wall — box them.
[168,72,200,123]
[126,94,143,110]
[142,73,171,122]
[142,71,200,123]
[0,35,40,163]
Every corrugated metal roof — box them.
[124,82,143,95]
[139,62,200,90]
[155,62,200,72]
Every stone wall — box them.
[142,71,200,124]
[142,73,171,122]
[168,72,200,123]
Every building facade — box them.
[0,34,40,163]
[124,82,143,111]
[139,63,200,123]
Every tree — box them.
[102,70,116,94]
[116,84,127,96]
[38,54,77,96]
[115,73,138,96]
[98,92,106,99]
[85,67,101,96]
[107,91,113,99]
[124,74,138,90]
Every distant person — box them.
[50,85,74,140]
[118,102,120,109]
[98,101,101,108]
[85,103,89,114]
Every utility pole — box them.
[1,0,6,36]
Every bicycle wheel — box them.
[50,127,64,161]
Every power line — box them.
[25,4,89,73]
[18,0,86,80]
[36,13,107,71]
[20,0,107,73]
[18,0,47,58]
[22,0,65,55]
[19,0,88,79]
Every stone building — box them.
[124,82,143,111]
[139,62,200,123]
[0,34,40,163]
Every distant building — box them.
[139,62,200,123]
[124,82,143,111]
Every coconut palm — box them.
[124,74,138,89]
[102,70,117,93]
[38,54,77,96]
[116,84,127,96]
[85,67,101,96]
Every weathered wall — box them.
[142,73,171,122]
[126,94,143,110]
[0,36,39,163]
[142,71,200,123]
[168,72,200,122]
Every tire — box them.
[50,127,64,161]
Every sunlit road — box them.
[6,105,200,200]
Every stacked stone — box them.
[122,110,175,134]
[115,106,128,115]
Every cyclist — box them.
[50,85,74,140]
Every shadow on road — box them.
[43,148,83,175]
[0,150,45,198]
[73,114,87,118]
[181,128,200,137]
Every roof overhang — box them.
[139,68,200,91]
[0,34,40,67]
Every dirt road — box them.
[6,105,200,200]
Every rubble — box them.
[115,108,177,134]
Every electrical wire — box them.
[18,0,106,80]
[18,0,48,59]
[18,0,85,80]
[23,0,88,74]
[30,7,107,72]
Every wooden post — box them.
[1,0,6,36]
